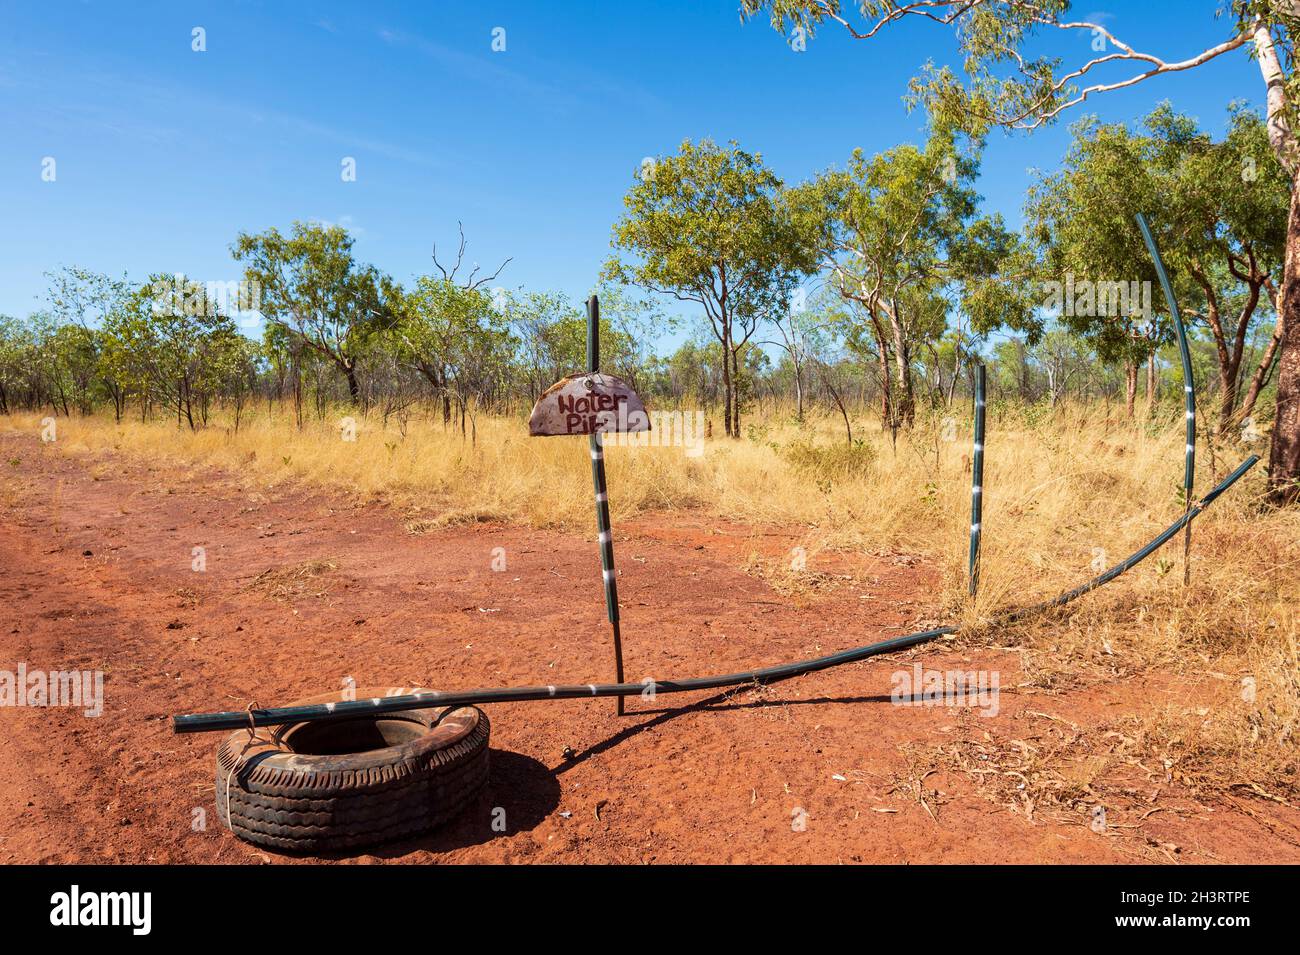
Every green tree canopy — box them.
[1026,103,1289,425]
[604,138,820,436]
[232,221,398,403]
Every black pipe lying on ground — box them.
[171,454,1258,735]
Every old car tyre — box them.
[214,687,489,853]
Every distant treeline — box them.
[0,104,1284,448]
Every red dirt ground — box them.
[1,429,1297,864]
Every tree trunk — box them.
[729,345,742,437]
[793,360,804,422]
[886,310,915,428]
[1218,357,1242,433]
[1240,308,1283,424]
[292,363,303,431]
[1268,180,1300,503]
[867,313,893,428]
[344,362,361,404]
[878,348,893,428]
[892,342,914,427]
[1253,22,1300,501]
[720,323,734,438]
[1192,266,1258,433]
[1125,361,1137,419]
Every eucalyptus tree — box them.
[44,266,132,417]
[24,312,74,415]
[762,283,841,422]
[503,286,647,404]
[396,277,514,434]
[0,316,54,412]
[1024,115,1167,417]
[507,290,582,401]
[43,319,100,416]
[662,339,724,407]
[0,315,24,413]
[232,221,399,404]
[1032,326,1093,407]
[584,283,674,393]
[796,132,1039,428]
[1026,104,1289,428]
[833,292,895,424]
[106,275,242,430]
[1155,105,1288,429]
[742,0,1300,499]
[605,138,820,436]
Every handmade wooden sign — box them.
[528,373,650,436]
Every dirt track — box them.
[1,429,1297,864]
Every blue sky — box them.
[0,1,1269,345]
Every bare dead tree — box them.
[431,221,513,291]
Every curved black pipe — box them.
[1135,213,1196,496]
[1007,454,1257,619]
[1136,213,1198,584]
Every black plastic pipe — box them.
[171,454,1258,735]
[173,226,1238,738]
[968,364,986,597]
[1136,213,1197,584]
[174,626,956,734]
[1008,454,1257,619]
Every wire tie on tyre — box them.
[220,701,263,830]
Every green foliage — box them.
[801,130,1039,341]
[605,138,819,435]
[396,277,512,409]
[604,139,817,313]
[1026,102,1288,420]
[103,274,249,428]
[503,284,653,393]
[232,221,399,401]
[4,97,1289,439]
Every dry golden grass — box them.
[2,400,1296,797]
[244,557,340,601]
[741,546,851,599]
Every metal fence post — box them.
[969,363,986,598]
[587,295,626,714]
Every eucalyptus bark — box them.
[1240,305,1284,423]
[1254,21,1300,502]
[1268,179,1300,503]
[885,305,915,427]
[1125,361,1138,419]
